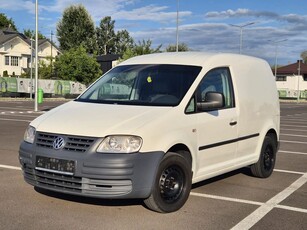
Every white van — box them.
[19,52,280,213]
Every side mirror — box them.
[197,92,225,111]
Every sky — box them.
[1,0,307,66]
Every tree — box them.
[0,13,17,31]
[23,29,46,39]
[301,51,307,63]
[38,59,53,79]
[96,16,134,55]
[54,45,102,85]
[96,16,116,55]
[56,4,97,53]
[165,43,190,52]
[120,39,162,62]
[115,29,134,55]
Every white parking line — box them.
[0,118,31,122]
[0,164,21,170]
[278,150,307,156]
[280,140,307,145]
[231,172,307,230]
[280,120,307,124]
[281,124,307,128]
[280,128,307,132]
[0,113,38,118]
[274,169,305,175]
[0,111,44,115]
[190,192,263,206]
[276,205,307,214]
[281,118,307,122]
[280,133,307,138]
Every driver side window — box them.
[185,67,234,113]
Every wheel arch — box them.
[266,128,279,149]
[167,144,193,173]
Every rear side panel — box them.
[231,58,280,165]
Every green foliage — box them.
[301,51,307,63]
[38,59,53,79]
[96,16,134,55]
[165,43,190,52]
[23,29,46,39]
[20,72,30,78]
[115,29,134,55]
[96,16,116,55]
[120,39,162,62]
[0,13,17,31]
[3,70,8,77]
[54,46,102,85]
[56,4,97,53]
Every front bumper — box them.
[19,140,164,199]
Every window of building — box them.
[5,56,10,65]
[11,56,19,66]
[303,74,307,81]
[276,76,287,81]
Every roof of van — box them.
[119,52,264,67]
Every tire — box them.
[144,152,192,213]
[250,134,277,178]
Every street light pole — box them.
[50,30,53,77]
[230,22,255,54]
[268,39,287,77]
[176,0,179,52]
[34,0,38,112]
[297,59,301,103]
[30,37,34,99]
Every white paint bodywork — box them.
[30,52,280,184]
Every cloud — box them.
[205,8,307,25]
[40,1,191,23]
[0,0,35,14]
[112,5,192,23]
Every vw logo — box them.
[53,137,65,150]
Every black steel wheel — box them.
[251,134,277,178]
[144,152,192,213]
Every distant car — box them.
[19,52,280,213]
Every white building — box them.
[275,60,307,99]
[0,28,60,77]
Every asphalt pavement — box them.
[0,100,306,230]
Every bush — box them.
[3,70,8,77]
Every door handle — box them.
[229,121,237,126]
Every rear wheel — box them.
[144,152,192,213]
[251,134,277,178]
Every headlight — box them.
[97,135,142,153]
[24,126,36,144]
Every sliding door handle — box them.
[229,121,237,126]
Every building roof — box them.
[0,28,28,45]
[0,28,60,51]
[276,60,307,75]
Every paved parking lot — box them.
[0,100,306,229]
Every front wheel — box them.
[144,152,192,213]
[250,134,277,178]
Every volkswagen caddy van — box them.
[19,52,280,213]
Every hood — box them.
[31,101,172,137]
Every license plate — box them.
[36,156,75,175]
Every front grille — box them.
[24,167,82,193]
[23,166,132,196]
[36,132,96,152]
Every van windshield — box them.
[77,64,201,106]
